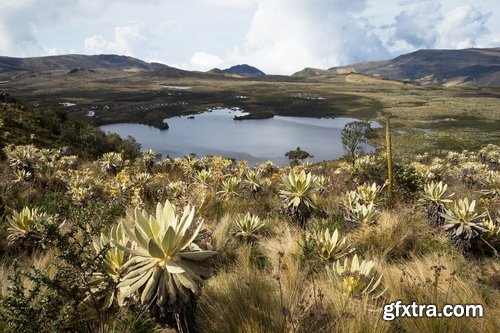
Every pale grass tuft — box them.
[195,245,286,333]
[209,214,233,249]
[350,209,425,260]
[259,225,313,325]
[379,253,500,333]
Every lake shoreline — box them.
[100,108,379,166]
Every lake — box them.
[100,108,379,165]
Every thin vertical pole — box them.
[386,117,393,202]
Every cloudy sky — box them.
[0,0,499,74]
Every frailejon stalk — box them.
[385,117,394,202]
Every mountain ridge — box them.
[2,48,500,86]
[0,54,168,75]
[324,47,500,87]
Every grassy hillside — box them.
[0,92,141,159]
[0,54,168,75]
[328,48,500,87]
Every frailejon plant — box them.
[314,175,328,195]
[441,198,487,253]
[94,224,128,278]
[132,172,153,188]
[478,143,500,168]
[194,169,213,189]
[346,202,379,225]
[420,181,454,227]
[167,180,188,200]
[257,160,279,176]
[13,168,33,183]
[100,152,124,175]
[480,171,500,199]
[216,176,241,200]
[180,155,200,177]
[142,149,156,172]
[341,190,360,213]
[279,170,319,228]
[356,182,385,205]
[243,169,269,197]
[3,144,37,179]
[116,200,216,329]
[326,254,383,297]
[233,213,266,241]
[314,228,353,261]
[480,210,500,255]
[7,206,51,246]
[90,223,129,308]
[65,170,95,204]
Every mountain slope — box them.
[0,54,168,74]
[328,48,500,86]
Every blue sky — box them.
[0,0,499,74]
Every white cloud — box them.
[225,0,389,74]
[189,51,223,71]
[43,47,65,56]
[84,35,110,54]
[0,0,94,56]
[84,23,147,56]
[435,6,491,48]
[388,1,492,53]
[1,0,499,73]
[201,0,255,8]
[392,0,442,48]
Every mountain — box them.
[292,67,333,78]
[0,54,168,76]
[207,68,224,75]
[326,48,500,87]
[222,64,265,77]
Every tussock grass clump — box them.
[195,246,286,333]
[351,208,443,260]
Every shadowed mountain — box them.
[325,48,500,87]
[0,54,169,76]
[222,64,266,77]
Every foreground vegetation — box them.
[1,92,499,332]
[0,136,499,331]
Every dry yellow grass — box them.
[379,253,500,333]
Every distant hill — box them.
[292,67,333,78]
[327,48,500,87]
[207,68,224,75]
[0,54,168,75]
[222,64,265,77]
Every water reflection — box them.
[101,109,380,165]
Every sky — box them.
[0,0,499,75]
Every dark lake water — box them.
[100,108,379,165]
